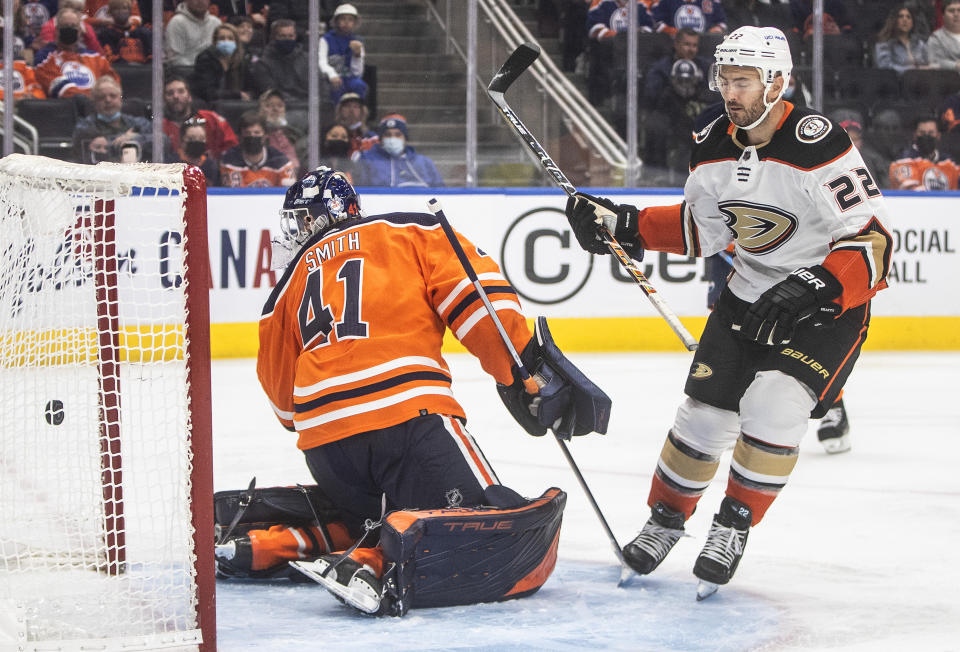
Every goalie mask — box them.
[711,26,793,130]
[279,167,362,246]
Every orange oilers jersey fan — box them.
[889,156,960,191]
[258,212,530,451]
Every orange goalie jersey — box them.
[258,212,532,450]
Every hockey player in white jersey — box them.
[565,26,893,599]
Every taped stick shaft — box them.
[487,43,697,352]
[430,196,627,575]
[428,199,538,395]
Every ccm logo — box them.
[443,520,514,532]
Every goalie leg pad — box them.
[527,316,611,437]
[378,487,567,615]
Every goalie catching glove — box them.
[738,266,843,345]
[497,316,611,439]
[564,192,644,260]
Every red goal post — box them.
[0,155,214,651]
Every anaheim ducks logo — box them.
[690,362,713,379]
[796,115,831,143]
[718,201,799,254]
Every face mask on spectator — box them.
[381,136,404,156]
[915,134,937,157]
[265,117,288,128]
[324,139,350,157]
[242,136,264,155]
[58,26,79,44]
[97,111,122,122]
[274,39,296,55]
[216,40,237,56]
[184,140,207,158]
[89,148,112,164]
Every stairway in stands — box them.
[360,0,565,186]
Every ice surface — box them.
[213,352,960,651]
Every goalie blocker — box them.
[498,317,611,439]
[292,485,566,616]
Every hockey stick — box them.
[487,42,698,352]
[429,198,631,582]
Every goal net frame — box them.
[0,154,215,651]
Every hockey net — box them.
[0,155,214,651]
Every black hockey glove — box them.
[496,317,611,439]
[739,266,843,346]
[564,192,644,260]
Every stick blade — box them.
[487,42,540,94]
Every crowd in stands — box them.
[7,0,960,190]
[562,0,960,189]
[3,0,444,188]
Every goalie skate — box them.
[622,502,686,575]
[817,398,851,454]
[291,555,385,615]
[693,497,751,600]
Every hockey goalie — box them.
[215,167,611,615]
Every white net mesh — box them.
[0,156,205,650]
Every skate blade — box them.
[696,580,718,601]
[289,560,382,614]
[821,435,851,455]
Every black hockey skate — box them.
[290,555,389,615]
[622,501,686,575]
[693,496,752,600]
[817,398,850,454]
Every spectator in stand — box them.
[790,0,853,40]
[643,27,709,106]
[212,0,267,27]
[228,14,264,59]
[320,123,359,182]
[653,0,728,34]
[0,22,46,100]
[87,0,142,29]
[164,0,221,68]
[836,117,889,188]
[21,0,53,53]
[643,58,717,184]
[875,4,931,73]
[219,110,297,187]
[266,0,309,38]
[319,3,366,103]
[250,18,313,101]
[3,0,29,59]
[783,70,812,107]
[190,23,254,102]
[34,8,118,98]
[34,0,103,56]
[356,114,444,188]
[95,0,151,64]
[334,91,377,155]
[889,116,960,190]
[176,117,221,186]
[585,0,654,106]
[72,75,159,162]
[927,0,960,70]
[162,74,239,157]
[258,89,304,176]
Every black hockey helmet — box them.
[279,166,361,245]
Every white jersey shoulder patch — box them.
[795,114,832,144]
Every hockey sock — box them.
[339,545,385,578]
[248,522,353,571]
[647,431,721,519]
[725,433,799,525]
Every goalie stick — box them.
[428,198,631,584]
[487,42,698,352]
